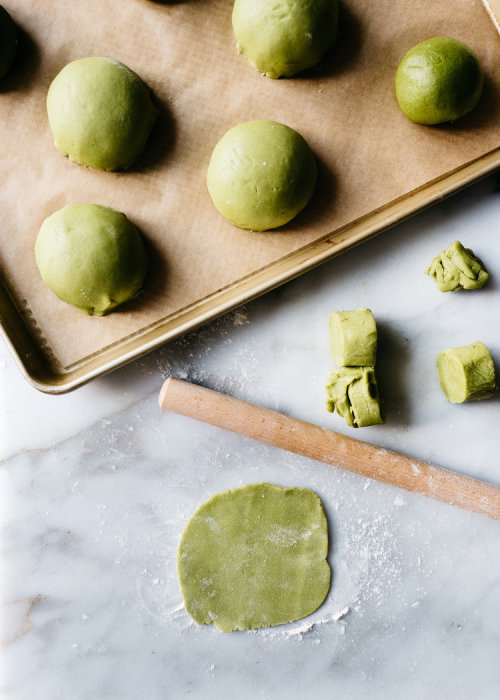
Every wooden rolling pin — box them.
[159,377,500,520]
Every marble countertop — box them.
[1,175,500,699]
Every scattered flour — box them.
[332,606,350,621]
[134,471,410,642]
[233,310,249,326]
[95,303,421,644]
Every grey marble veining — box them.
[1,175,500,699]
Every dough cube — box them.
[329,308,377,366]
[437,341,496,403]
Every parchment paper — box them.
[1,0,500,367]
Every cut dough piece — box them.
[177,483,330,632]
[426,240,488,292]
[437,342,496,403]
[326,366,384,427]
[35,204,148,315]
[46,57,158,171]
[207,120,317,231]
[329,308,377,366]
[232,0,339,79]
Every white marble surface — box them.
[1,175,500,700]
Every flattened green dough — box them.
[437,342,496,403]
[177,483,330,632]
[329,308,377,366]
[326,367,384,428]
[426,240,488,292]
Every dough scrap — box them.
[46,57,158,171]
[326,366,385,427]
[35,203,148,315]
[177,483,331,632]
[426,240,488,292]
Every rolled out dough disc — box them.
[177,482,331,632]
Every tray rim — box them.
[2,0,500,394]
[1,146,499,394]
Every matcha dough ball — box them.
[0,5,17,79]
[437,342,496,403]
[35,204,148,315]
[326,367,385,428]
[46,57,158,171]
[207,120,317,231]
[395,36,483,125]
[426,240,488,292]
[232,0,338,79]
[329,308,377,366]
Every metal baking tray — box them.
[1,0,499,394]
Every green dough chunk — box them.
[426,240,488,292]
[207,120,317,231]
[395,36,483,125]
[326,367,384,428]
[35,204,148,315]
[177,483,330,632]
[232,0,338,79]
[46,57,158,171]
[437,342,496,403]
[0,5,17,79]
[329,308,377,366]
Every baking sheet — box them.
[1,0,500,388]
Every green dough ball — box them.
[207,120,317,231]
[426,240,488,292]
[0,5,17,79]
[178,483,330,632]
[35,204,148,316]
[232,0,338,79]
[326,367,384,428]
[437,342,496,403]
[395,36,483,125]
[329,308,377,366]
[46,57,158,171]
